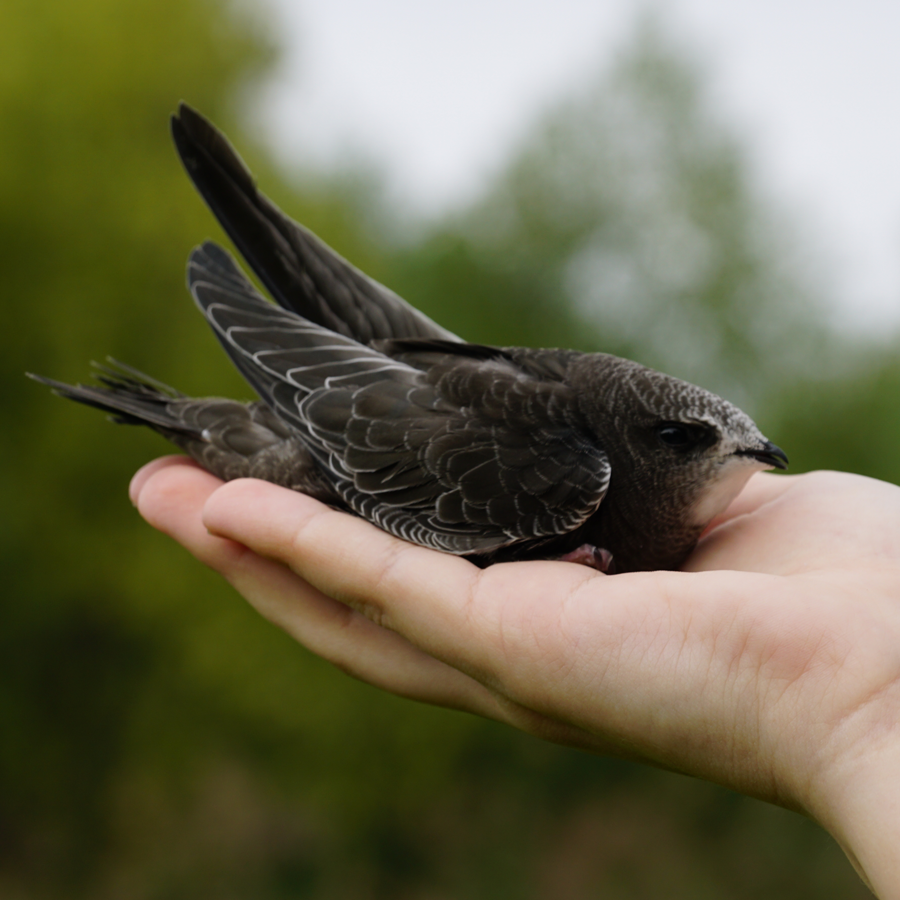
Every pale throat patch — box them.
[690,456,766,526]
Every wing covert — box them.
[299,351,612,555]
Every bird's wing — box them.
[172,103,457,344]
[189,243,611,554]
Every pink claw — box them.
[559,544,614,573]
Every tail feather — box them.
[26,364,199,435]
[93,358,187,398]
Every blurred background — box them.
[3,0,899,896]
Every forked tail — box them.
[27,361,199,436]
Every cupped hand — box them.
[129,458,900,895]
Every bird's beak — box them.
[736,440,789,470]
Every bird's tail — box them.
[27,361,200,436]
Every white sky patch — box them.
[255,0,900,332]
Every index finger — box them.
[200,478,599,681]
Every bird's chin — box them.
[689,456,767,528]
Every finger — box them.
[721,471,797,519]
[201,478,603,685]
[201,477,481,632]
[692,471,900,574]
[701,472,798,536]
[132,460,241,569]
[135,467,503,716]
[238,575,507,716]
[129,455,198,506]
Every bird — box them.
[29,103,788,575]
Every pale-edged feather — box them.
[188,242,612,554]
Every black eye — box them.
[655,422,707,451]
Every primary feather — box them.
[170,103,455,344]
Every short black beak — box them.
[738,440,789,470]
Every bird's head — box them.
[578,355,788,530]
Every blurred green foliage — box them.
[1,1,890,898]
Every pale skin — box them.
[131,457,900,896]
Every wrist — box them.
[811,723,900,897]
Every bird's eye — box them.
[655,422,707,451]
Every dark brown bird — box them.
[29,105,787,574]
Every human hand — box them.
[130,458,900,896]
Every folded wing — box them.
[189,242,611,554]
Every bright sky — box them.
[258,0,900,331]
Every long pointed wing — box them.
[173,103,457,344]
[189,243,611,554]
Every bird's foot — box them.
[558,544,615,573]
